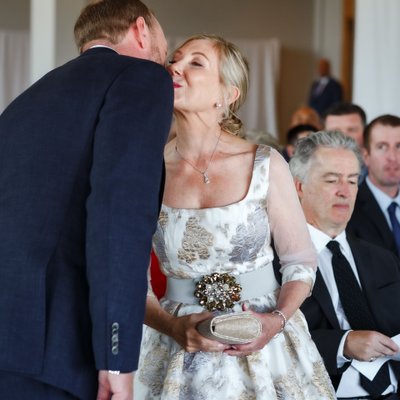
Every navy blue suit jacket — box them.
[347,181,398,256]
[308,76,343,117]
[0,48,173,398]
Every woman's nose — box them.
[168,63,181,76]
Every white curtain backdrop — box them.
[168,37,280,139]
[353,0,400,121]
[0,30,30,114]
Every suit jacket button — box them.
[112,345,118,355]
[112,334,118,344]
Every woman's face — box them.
[167,39,223,113]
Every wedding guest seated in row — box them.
[288,130,400,399]
[282,123,318,161]
[324,102,368,183]
[290,105,322,130]
[347,114,400,257]
[134,34,336,399]
[324,102,366,149]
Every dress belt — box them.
[165,265,279,305]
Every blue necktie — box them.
[387,202,400,255]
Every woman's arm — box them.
[226,149,316,356]
[145,291,230,353]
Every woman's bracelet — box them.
[272,309,287,338]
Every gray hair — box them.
[289,130,363,182]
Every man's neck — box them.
[367,175,399,198]
[81,40,116,54]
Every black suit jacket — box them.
[308,76,342,117]
[299,236,400,390]
[0,48,173,398]
[347,181,398,256]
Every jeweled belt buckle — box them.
[194,272,242,312]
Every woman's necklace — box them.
[175,131,222,184]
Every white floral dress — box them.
[135,146,336,399]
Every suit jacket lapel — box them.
[312,269,341,329]
[346,235,382,329]
[358,182,395,246]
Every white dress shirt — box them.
[307,224,398,398]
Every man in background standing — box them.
[308,58,343,117]
[0,1,173,399]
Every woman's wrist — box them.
[271,309,287,338]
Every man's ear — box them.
[131,16,151,50]
[286,144,295,158]
[294,178,304,201]
[362,146,369,167]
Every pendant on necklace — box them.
[203,172,210,184]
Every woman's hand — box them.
[145,296,229,353]
[168,311,231,353]
[224,304,283,357]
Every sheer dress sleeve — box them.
[267,149,317,289]
[147,262,156,298]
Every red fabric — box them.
[150,251,166,299]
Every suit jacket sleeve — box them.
[86,60,173,372]
[301,295,350,376]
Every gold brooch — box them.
[194,273,242,311]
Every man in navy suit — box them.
[0,1,173,399]
[347,114,400,257]
[287,131,400,398]
[308,58,343,117]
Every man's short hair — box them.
[323,102,367,126]
[74,0,154,52]
[289,130,363,182]
[364,114,400,151]
[286,124,318,146]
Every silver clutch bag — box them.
[196,311,262,345]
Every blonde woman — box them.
[135,35,335,399]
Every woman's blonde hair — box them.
[177,34,249,136]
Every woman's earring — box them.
[215,102,222,108]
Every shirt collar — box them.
[89,45,119,54]
[365,176,400,209]
[307,223,348,254]
[319,76,329,85]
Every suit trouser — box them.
[0,371,79,400]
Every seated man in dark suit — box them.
[347,114,400,256]
[288,130,400,399]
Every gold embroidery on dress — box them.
[178,216,213,263]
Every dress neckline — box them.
[162,145,265,212]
